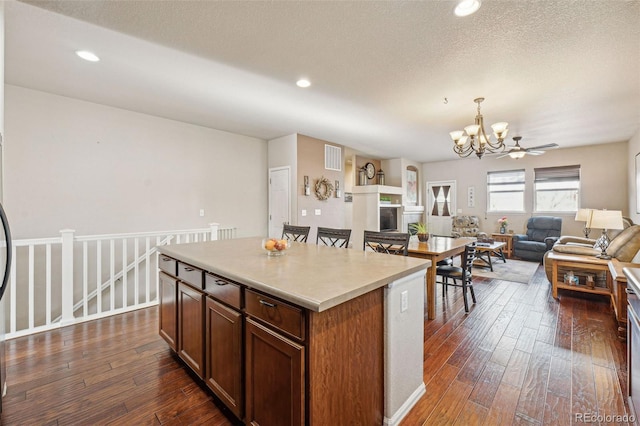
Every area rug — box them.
[472,258,539,284]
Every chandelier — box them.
[449,97,509,159]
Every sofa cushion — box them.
[606,225,640,262]
[552,244,600,256]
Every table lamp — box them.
[574,208,593,238]
[588,209,624,259]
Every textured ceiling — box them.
[6,0,640,162]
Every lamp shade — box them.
[588,209,624,230]
[575,208,593,222]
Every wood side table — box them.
[491,233,513,259]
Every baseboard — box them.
[383,382,426,426]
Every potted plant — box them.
[410,223,429,242]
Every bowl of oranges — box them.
[262,238,290,256]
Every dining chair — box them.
[282,224,311,242]
[316,227,352,248]
[436,243,477,313]
[363,230,410,256]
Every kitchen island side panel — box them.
[307,287,384,425]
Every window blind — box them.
[534,165,580,183]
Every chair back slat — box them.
[462,243,477,274]
[363,231,410,256]
[317,227,352,248]
[282,224,311,242]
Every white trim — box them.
[383,383,426,426]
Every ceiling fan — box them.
[496,136,559,159]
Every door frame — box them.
[268,166,291,239]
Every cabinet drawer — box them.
[205,273,242,310]
[178,262,204,289]
[245,290,305,341]
[159,255,177,276]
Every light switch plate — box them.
[301,209,307,216]
[315,209,321,216]
[401,290,408,312]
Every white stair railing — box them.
[6,223,237,339]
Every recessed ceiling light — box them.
[75,50,100,62]
[454,0,481,17]
[296,79,311,88]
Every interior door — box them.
[268,167,291,239]
[427,180,456,236]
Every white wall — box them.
[4,85,268,239]
[268,133,297,225]
[422,142,628,237]
[628,129,640,225]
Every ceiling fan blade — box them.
[495,152,511,159]
[526,143,559,151]
[526,150,545,155]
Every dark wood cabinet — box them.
[245,318,304,426]
[159,272,178,350]
[178,282,205,378]
[205,297,243,419]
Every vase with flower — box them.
[498,216,508,234]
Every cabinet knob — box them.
[184,267,194,272]
[215,279,227,286]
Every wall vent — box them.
[325,145,342,171]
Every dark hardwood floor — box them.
[0,264,630,425]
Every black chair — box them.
[436,243,477,313]
[316,227,352,248]
[363,231,410,256]
[282,224,311,242]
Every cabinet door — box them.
[245,318,304,426]
[206,298,243,419]
[178,282,205,378]
[159,272,178,350]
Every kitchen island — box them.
[158,237,429,425]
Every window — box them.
[534,165,580,212]
[487,169,525,212]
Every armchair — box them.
[451,215,487,238]
[513,216,562,262]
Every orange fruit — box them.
[264,240,276,250]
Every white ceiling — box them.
[5,0,640,162]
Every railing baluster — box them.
[134,237,139,306]
[122,238,128,309]
[46,243,52,325]
[82,241,88,318]
[97,240,102,315]
[145,237,151,304]
[10,244,16,334]
[28,245,35,330]
[110,239,115,311]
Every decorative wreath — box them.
[314,177,334,201]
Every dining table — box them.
[407,236,477,320]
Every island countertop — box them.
[158,237,430,312]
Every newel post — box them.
[209,223,220,241]
[60,229,75,326]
